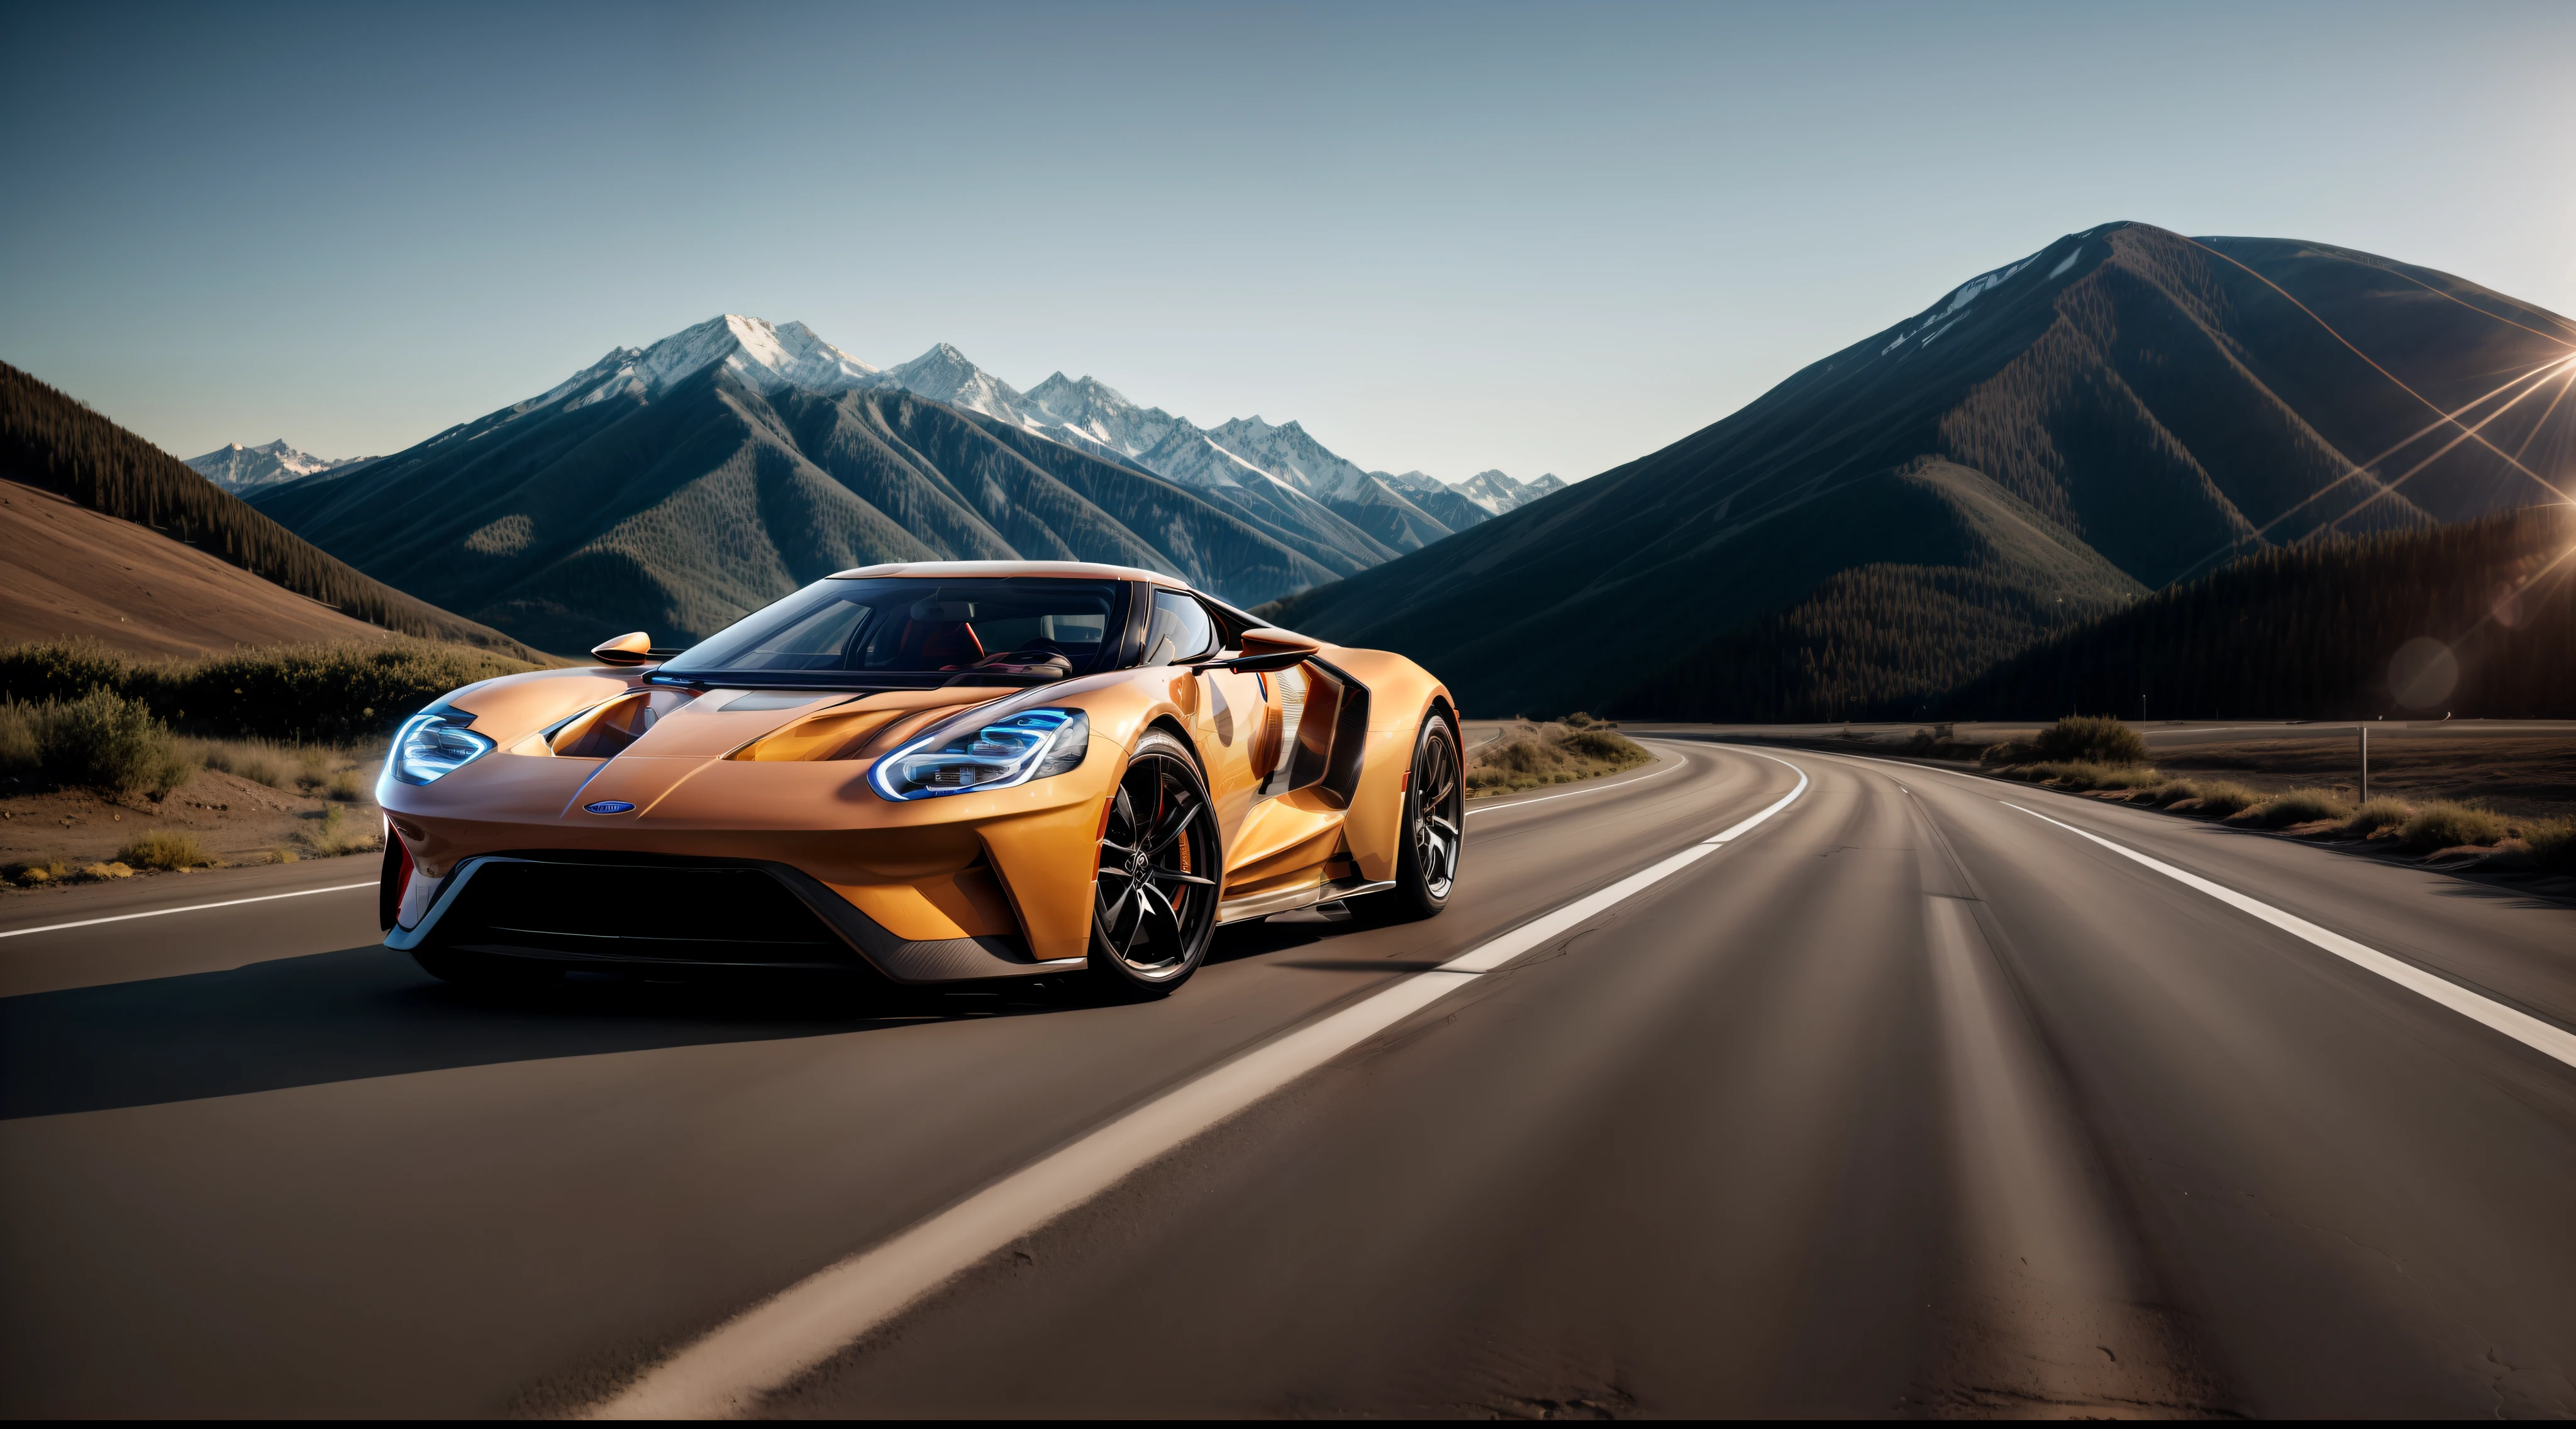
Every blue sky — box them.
[5,0,2572,484]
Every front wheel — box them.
[1354,713,1463,924]
[1084,730,1221,999]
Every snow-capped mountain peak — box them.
[184,438,370,492]
[1451,468,1567,514]
[487,314,1570,553]
[531,314,881,413]
[875,342,1030,421]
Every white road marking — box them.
[1465,747,1687,816]
[2006,803,2576,1070]
[0,882,376,940]
[593,753,1812,1419]
[1700,751,1809,845]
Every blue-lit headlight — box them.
[869,709,1089,801]
[387,711,496,786]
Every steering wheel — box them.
[975,640,1075,666]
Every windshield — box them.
[659,577,1126,677]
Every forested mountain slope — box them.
[1935,504,2576,721]
[1264,222,2575,718]
[0,362,544,659]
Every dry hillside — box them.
[0,481,402,657]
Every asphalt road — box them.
[1652,717,2576,750]
[3,738,2572,1416]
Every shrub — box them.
[2184,781,2264,816]
[2397,801,2510,854]
[8,859,69,886]
[325,767,369,802]
[2343,798,2414,835]
[294,803,382,857]
[2004,760,2160,791]
[0,638,542,743]
[2245,787,2355,828]
[187,737,294,790]
[0,698,40,774]
[40,690,195,794]
[1467,721,1652,796]
[2032,714,2150,765]
[77,861,135,881]
[119,829,213,870]
[2149,780,2203,806]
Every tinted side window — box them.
[1142,591,1216,665]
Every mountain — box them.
[1261,222,2576,719]
[851,343,1549,557]
[184,439,371,492]
[1449,469,1566,515]
[0,361,547,660]
[247,316,1348,653]
[1934,504,2575,720]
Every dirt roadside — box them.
[0,762,382,891]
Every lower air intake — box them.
[435,859,853,967]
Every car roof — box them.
[826,560,1193,589]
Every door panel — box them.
[1195,667,1270,845]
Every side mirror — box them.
[1189,626,1323,674]
[1191,648,1311,674]
[591,631,658,667]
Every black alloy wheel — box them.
[1355,713,1463,923]
[1087,729,1221,998]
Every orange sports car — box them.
[377,561,1463,998]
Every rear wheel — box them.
[1354,713,1463,924]
[1085,730,1220,999]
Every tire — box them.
[410,947,563,996]
[1085,729,1221,999]
[1352,713,1463,925]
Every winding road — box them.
[3,738,2572,1416]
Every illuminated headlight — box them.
[386,712,496,786]
[869,709,1089,801]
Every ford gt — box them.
[376,561,1463,998]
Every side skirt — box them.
[1217,875,1397,925]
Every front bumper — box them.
[389,850,1089,983]
[381,730,1124,977]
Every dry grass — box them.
[2179,780,2265,816]
[183,735,292,790]
[2239,787,2355,828]
[2151,731,2575,823]
[2343,798,2414,835]
[180,736,377,802]
[118,828,214,870]
[293,803,381,857]
[2006,760,2162,791]
[2394,800,2512,855]
[1468,718,1652,797]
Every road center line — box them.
[592,754,1811,1420]
[0,882,376,940]
[2006,803,2576,1069]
